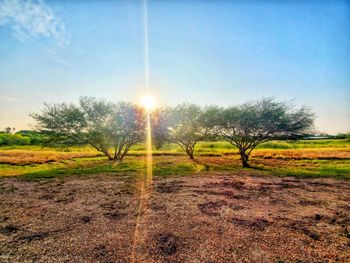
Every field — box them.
[1,139,350,179]
[1,139,350,262]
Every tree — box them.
[333,133,350,139]
[165,104,217,159]
[151,107,170,150]
[32,97,145,161]
[217,98,314,167]
[4,127,11,133]
[16,130,47,145]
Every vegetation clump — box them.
[32,97,145,161]
[215,98,314,167]
[19,97,316,167]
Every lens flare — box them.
[141,95,155,111]
[130,1,153,262]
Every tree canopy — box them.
[151,107,170,150]
[32,97,145,161]
[216,98,314,167]
[163,104,217,159]
[31,97,315,165]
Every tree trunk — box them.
[240,151,250,168]
[186,149,194,160]
[102,149,113,160]
[115,149,128,162]
[113,156,123,162]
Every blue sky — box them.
[0,0,349,134]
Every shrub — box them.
[0,133,30,146]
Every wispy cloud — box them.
[46,47,73,67]
[0,0,68,46]
[0,96,19,102]
[52,56,72,67]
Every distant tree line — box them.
[323,133,350,140]
[0,130,48,146]
[31,97,316,167]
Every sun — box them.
[141,95,155,111]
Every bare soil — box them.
[0,173,349,262]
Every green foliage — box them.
[10,96,344,171]
[0,130,48,146]
[162,104,219,159]
[31,97,145,160]
[151,107,170,150]
[0,133,30,146]
[216,98,315,167]
[332,133,350,139]
[16,130,48,145]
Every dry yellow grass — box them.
[0,150,102,165]
[1,146,349,166]
[252,147,350,160]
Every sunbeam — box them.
[130,1,153,262]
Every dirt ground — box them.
[0,172,349,263]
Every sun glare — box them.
[141,95,155,111]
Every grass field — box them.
[1,139,350,262]
[1,139,349,179]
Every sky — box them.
[0,0,349,134]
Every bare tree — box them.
[217,98,314,167]
[32,97,145,161]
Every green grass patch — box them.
[257,159,350,180]
[153,158,207,176]
[10,158,141,181]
